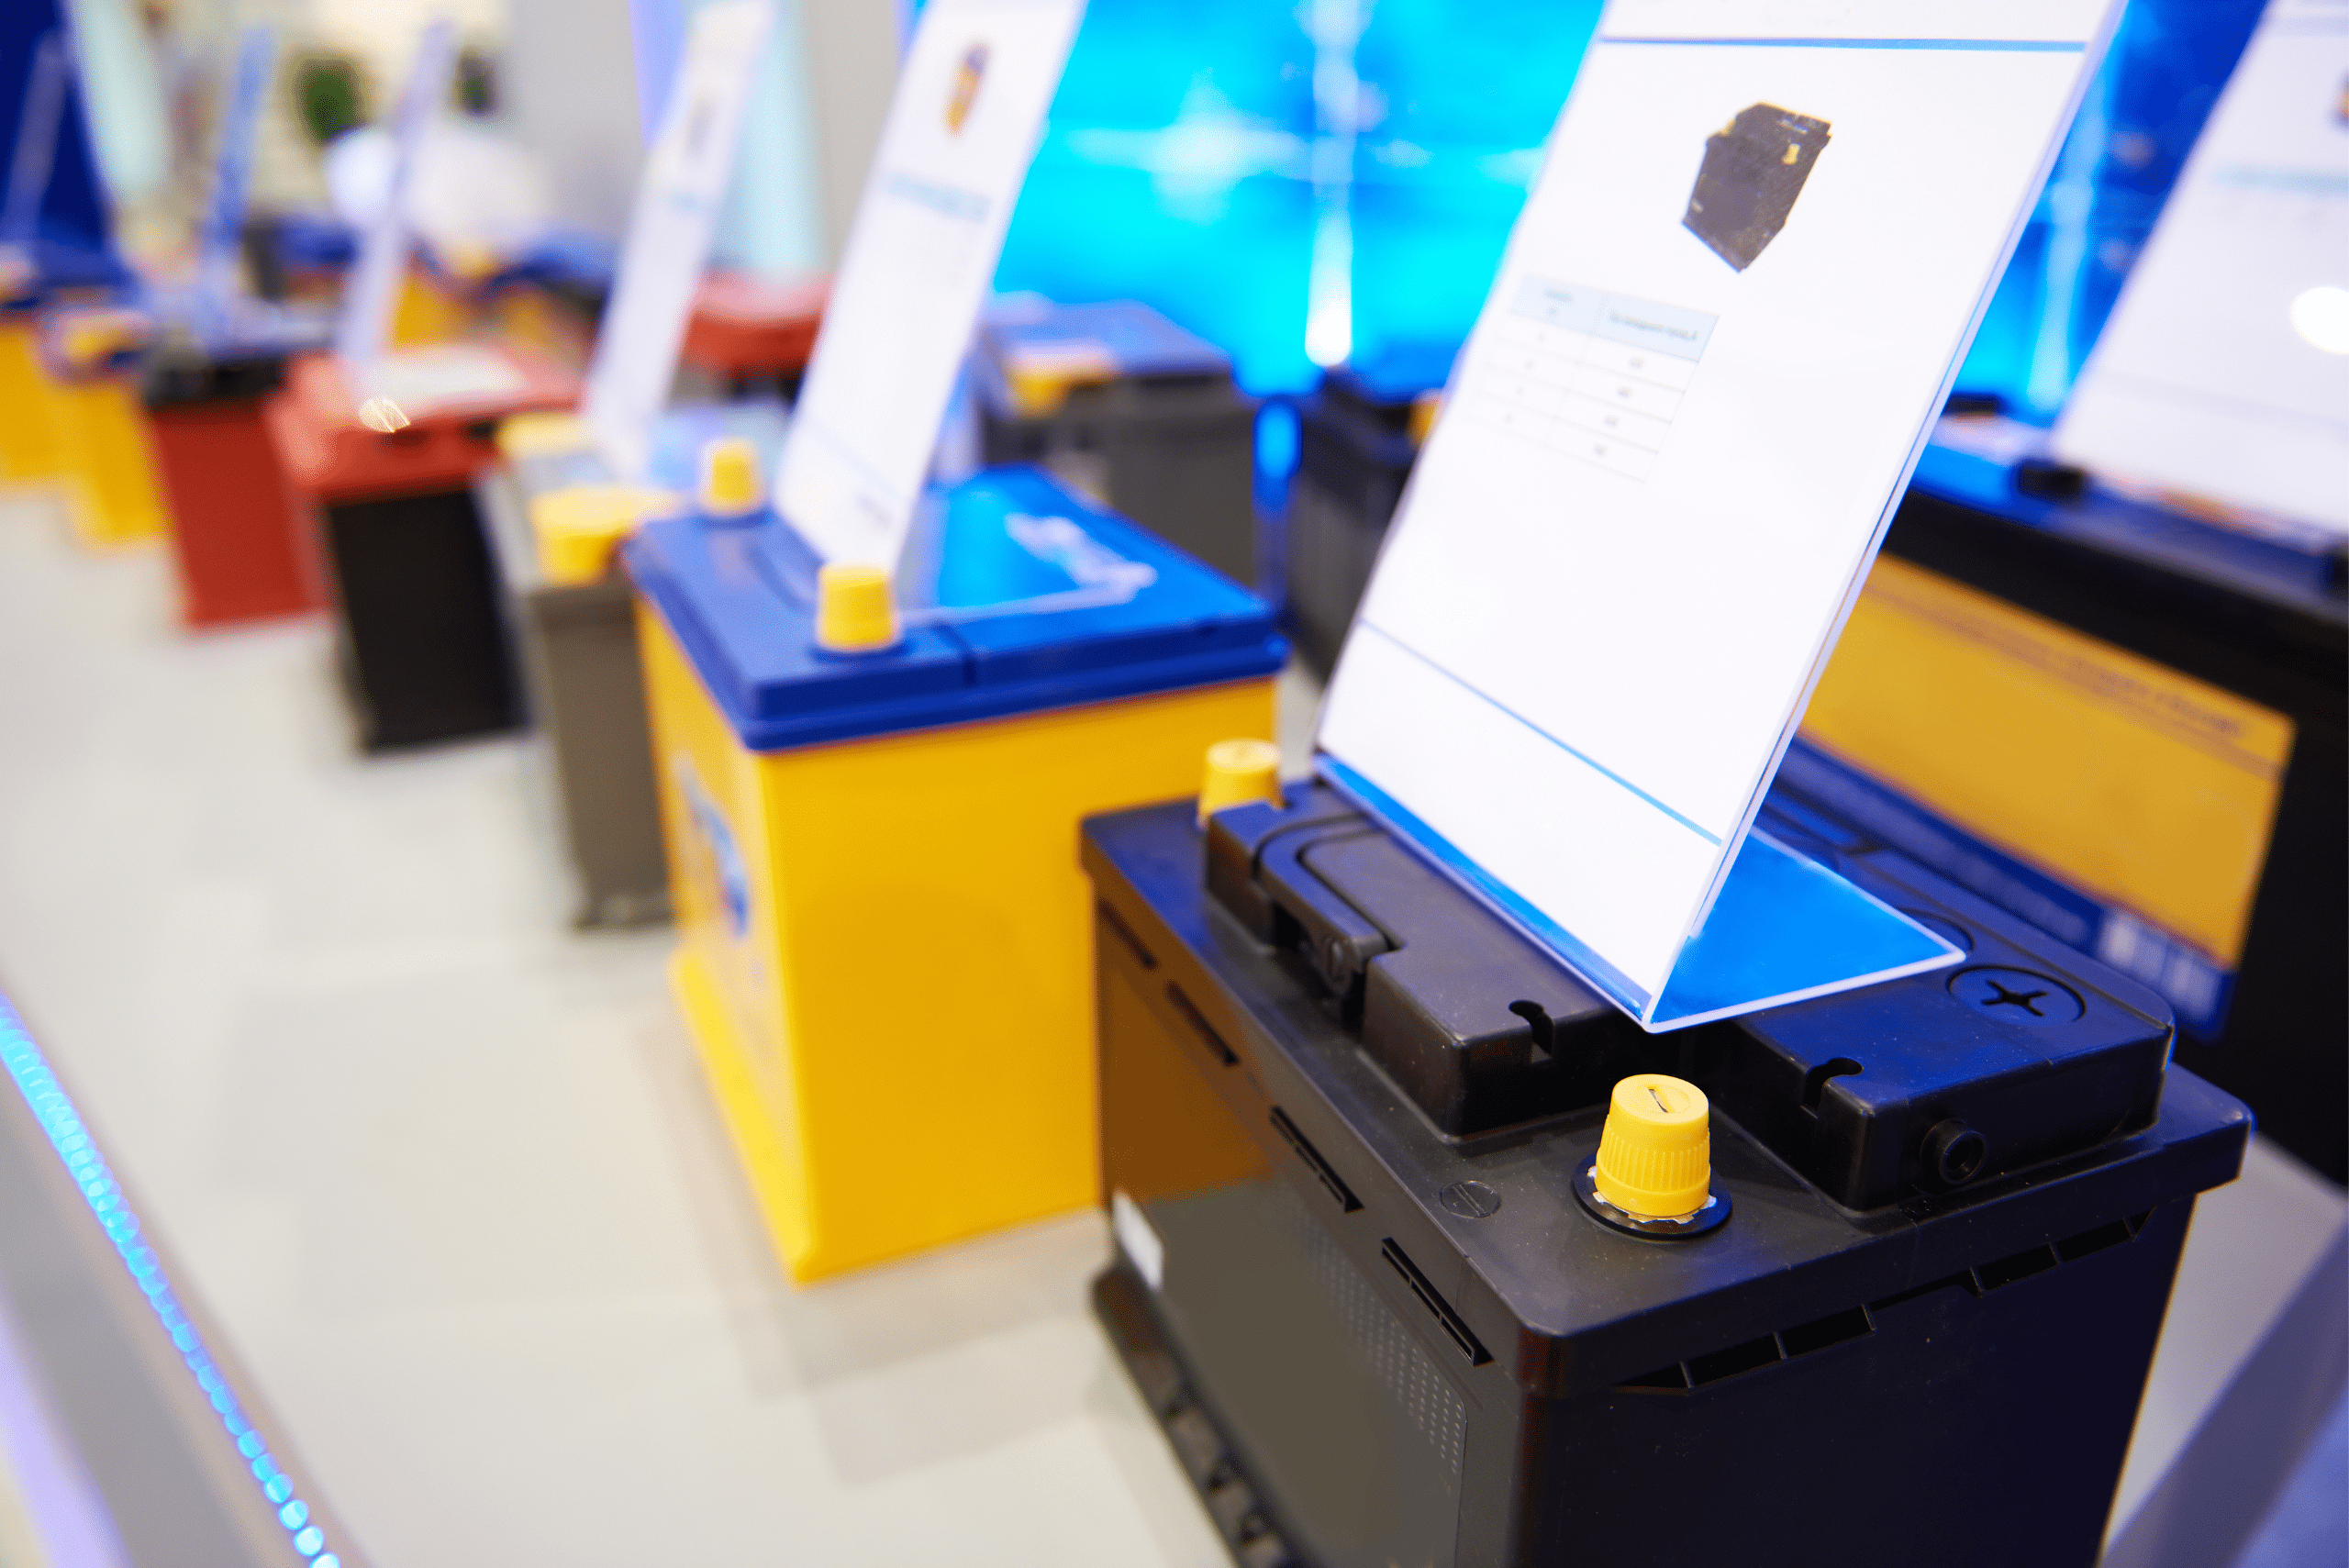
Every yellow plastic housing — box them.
[54,376,168,548]
[389,266,476,347]
[1,322,165,545]
[1004,341,1118,417]
[0,319,71,484]
[1594,1073,1711,1219]
[641,604,1276,1283]
[1804,555,2291,971]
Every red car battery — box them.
[265,347,578,749]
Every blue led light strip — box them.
[0,994,343,1566]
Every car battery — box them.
[0,302,73,489]
[143,328,331,627]
[676,270,827,401]
[628,466,1286,1282]
[264,346,578,750]
[420,231,618,373]
[28,301,171,549]
[1083,779,2251,1568]
[482,231,617,373]
[239,208,356,307]
[1285,350,1450,674]
[486,402,787,928]
[975,300,1259,590]
[1798,423,2345,1183]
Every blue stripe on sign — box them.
[1354,620,1722,845]
[1319,755,1655,1015]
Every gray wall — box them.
[797,0,900,263]
[505,0,645,238]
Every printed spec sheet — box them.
[1319,0,2123,1023]
[776,0,1085,565]
[582,0,774,482]
[2055,0,2349,535]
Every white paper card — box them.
[1318,0,2121,1028]
[332,19,458,387]
[774,0,1085,566]
[581,0,776,482]
[2054,0,2349,536]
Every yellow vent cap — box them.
[530,484,674,586]
[699,437,764,517]
[1595,1073,1711,1220]
[1197,738,1283,825]
[815,562,901,653]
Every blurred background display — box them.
[1951,0,2268,421]
[0,3,2342,1567]
[995,0,1319,396]
[1,0,117,275]
[996,0,1601,398]
[27,0,2280,422]
[1341,0,1599,394]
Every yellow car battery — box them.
[37,301,169,548]
[628,467,1287,1282]
[0,309,72,484]
[0,261,135,499]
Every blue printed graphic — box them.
[675,759,751,940]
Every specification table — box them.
[1461,278,1718,483]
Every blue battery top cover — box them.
[626,464,1288,752]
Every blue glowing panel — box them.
[996,0,1317,395]
[996,0,1607,396]
[1347,0,1603,379]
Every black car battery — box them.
[1805,426,2346,1183]
[975,300,1259,590]
[1082,780,2250,1568]
[1285,348,1451,675]
[265,349,579,751]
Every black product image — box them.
[1684,103,1831,271]
[1084,781,2248,1568]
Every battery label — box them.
[1798,556,2294,1039]
[673,754,751,941]
[1110,1189,1164,1292]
